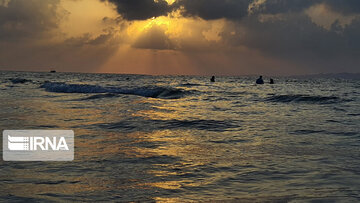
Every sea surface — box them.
[0,71,359,202]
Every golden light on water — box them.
[1,0,360,201]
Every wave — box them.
[9,78,32,84]
[179,83,202,87]
[40,82,189,99]
[266,94,342,104]
[93,118,239,132]
[291,129,358,137]
[40,82,107,93]
[80,93,119,100]
[291,129,325,135]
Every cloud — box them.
[0,0,61,41]
[220,11,360,73]
[104,0,173,20]
[174,0,251,20]
[324,0,360,15]
[103,0,253,21]
[103,0,360,22]
[305,3,358,30]
[251,0,360,16]
[250,0,315,15]
[0,0,120,72]
[1,0,360,75]
[133,25,174,50]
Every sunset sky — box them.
[1,0,360,75]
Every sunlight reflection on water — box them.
[0,71,359,201]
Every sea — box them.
[0,71,359,202]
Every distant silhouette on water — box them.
[256,76,264,84]
[270,78,274,84]
[210,76,215,82]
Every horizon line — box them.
[0,69,359,78]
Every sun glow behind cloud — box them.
[2,0,360,75]
[95,7,235,74]
[164,0,176,5]
[53,0,315,75]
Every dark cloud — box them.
[324,0,360,15]
[104,0,360,21]
[0,0,61,41]
[0,0,118,72]
[105,0,172,20]
[342,18,360,54]
[105,0,252,21]
[1,0,360,74]
[103,0,253,21]
[255,0,360,15]
[221,12,360,73]
[174,0,251,20]
[252,0,315,15]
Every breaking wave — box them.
[40,82,189,99]
[266,94,343,104]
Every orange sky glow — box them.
[0,0,359,75]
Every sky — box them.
[0,0,360,75]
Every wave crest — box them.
[9,78,32,84]
[266,94,342,104]
[40,82,188,99]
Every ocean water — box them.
[0,71,359,202]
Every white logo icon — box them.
[8,135,69,151]
[3,130,74,161]
[8,135,30,150]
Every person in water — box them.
[210,76,215,82]
[270,78,274,84]
[256,76,264,84]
